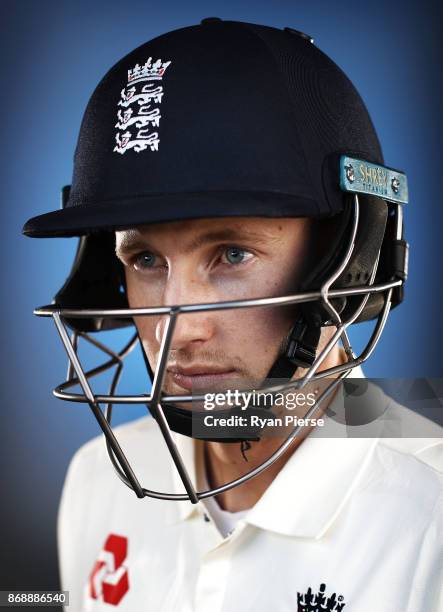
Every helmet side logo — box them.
[113,58,172,154]
[339,155,408,205]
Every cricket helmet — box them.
[23,19,408,502]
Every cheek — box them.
[125,269,163,308]
[218,260,295,352]
[217,303,293,376]
[235,305,293,343]
[124,272,161,359]
[136,316,160,364]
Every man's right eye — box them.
[133,252,157,270]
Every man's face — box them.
[115,217,312,397]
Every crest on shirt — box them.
[113,57,172,154]
[297,583,346,611]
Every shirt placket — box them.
[194,519,246,612]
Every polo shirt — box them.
[58,372,443,611]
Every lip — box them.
[167,365,239,392]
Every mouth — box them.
[167,365,239,392]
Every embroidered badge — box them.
[89,533,130,606]
[297,583,346,611]
[113,57,172,154]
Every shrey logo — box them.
[113,57,172,154]
[89,534,129,606]
[297,583,346,611]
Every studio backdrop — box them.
[1,0,442,596]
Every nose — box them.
[155,272,216,351]
[156,311,214,351]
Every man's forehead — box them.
[115,216,308,248]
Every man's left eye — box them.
[133,251,157,270]
[221,247,253,265]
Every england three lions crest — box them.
[113,57,171,155]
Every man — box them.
[23,19,442,611]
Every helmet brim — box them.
[23,191,321,238]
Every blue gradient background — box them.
[1,0,442,593]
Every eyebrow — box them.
[116,228,278,259]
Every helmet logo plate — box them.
[340,155,408,204]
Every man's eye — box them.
[221,247,252,265]
[133,252,157,270]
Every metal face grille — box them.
[34,196,403,503]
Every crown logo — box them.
[297,583,346,611]
[127,58,171,83]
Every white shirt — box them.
[58,373,443,611]
[198,462,248,538]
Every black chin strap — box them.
[266,316,321,380]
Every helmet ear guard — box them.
[54,182,130,332]
[300,193,389,327]
[54,231,130,333]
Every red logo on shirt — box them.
[89,534,129,605]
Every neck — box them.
[204,344,345,512]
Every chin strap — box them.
[266,316,321,380]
